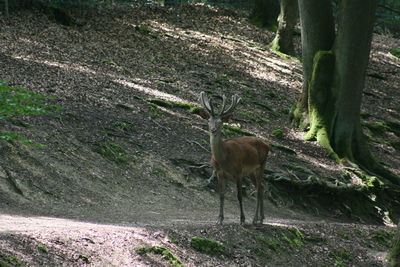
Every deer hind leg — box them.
[236,179,245,225]
[217,174,226,225]
[252,170,265,225]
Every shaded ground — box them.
[0,4,399,266]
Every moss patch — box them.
[223,125,253,137]
[0,253,22,266]
[135,246,183,267]
[373,230,394,248]
[389,48,400,59]
[271,129,284,139]
[96,141,127,164]
[191,237,229,257]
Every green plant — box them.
[331,249,352,267]
[135,25,158,38]
[149,104,163,118]
[215,74,230,87]
[223,125,253,137]
[0,81,58,146]
[113,121,135,132]
[37,244,48,253]
[389,48,400,59]
[271,129,284,139]
[255,236,281,252]
[96,141,127,164]
[0,253,22,266]
[191,237,229,257]
[373,230,394,248]
[135,246,183,267]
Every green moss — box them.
[254,235,281,252]
[331,249,352,267]
[290,227,305,241]
[0,253,22,266]
[37,244,48,253]
[271,129,284,139]
[373,230,394,248]
[78,255,90,264]
[389,48,400,59]
[135,25,158,38]
[136,246,183,267]
[146,98,204,116]
[215,74,230,88]
[388,227,400,267]
[148,99,174,108]
[96,141,127,164]
[191,237,229,257]
[385,120,400,137]
[305,50,338,160]
[281,233,293,246]
[223,125,253,137]
[150,104,163,118]
[363,121,389,136]
[113,121,135,132]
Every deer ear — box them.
[196,108,210,120]
[221,113,233,122]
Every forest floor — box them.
[0,4,399,266]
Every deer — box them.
[199,91,270,225]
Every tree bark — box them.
[5,0,9,17]
[250,0,280,30]
[270,0,299,55]
[291,0,335,129]
[292,0,400,184]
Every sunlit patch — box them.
[13,55,97,75]
[114,79,194,103]
[144,20,302,89]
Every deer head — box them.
[199,91,241,134]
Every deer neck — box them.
[210,133,227,162]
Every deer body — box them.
[199,92,269,225]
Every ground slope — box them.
[0,4,399,266]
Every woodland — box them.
[0,0,400,266]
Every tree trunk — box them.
[292,0,400,184]
[388,222,400,266]
[290,0,335,129]
[250,0,280,30]
[270,0,299,55]
[5,0,9,17]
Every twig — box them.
[185,139,209,152]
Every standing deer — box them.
[199,91,269,225]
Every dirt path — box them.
[0,211,394,266]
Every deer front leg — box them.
[217,175,226,225]
[236,179,245,225]
[259,181,265,223]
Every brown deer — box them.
[199,91,269,225]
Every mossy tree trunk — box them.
[388,222,400,266]
[250,0,280,30]
[270,0,299,55]
[291,0,400,184]
[291,0,335,130]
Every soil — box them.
[0,4,399,267]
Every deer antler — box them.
[199,91,215,115]
[220,94,241,116]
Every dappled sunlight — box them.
[145,19,302,89]
[13,55,97,75]
[114,79,194,103]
